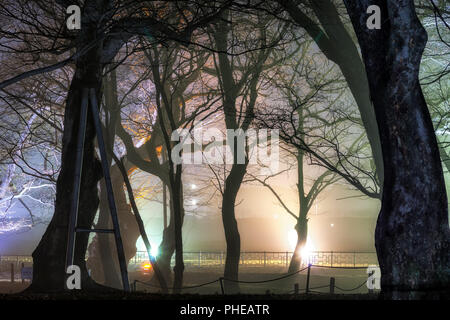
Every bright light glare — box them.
[191,199,197,206]
[300,240,315,261]
[150,245,158,257]
[288,229,315,262]
[191,184,197,190]
[142,262,152,271]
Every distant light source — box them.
[288,230,315,263]
[330,223,334,227]
[150,246,158,258]
[300,240,314,261]
[191,199,197,206]
[191,184,197,190]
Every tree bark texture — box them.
[344,0,450,299]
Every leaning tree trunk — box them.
[344,0,450,299]
[222,162,246,293]
[281,0,384,188]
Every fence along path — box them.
[1,251,378,287]
[133,264,374,295]
[131,251,378,268]
[1,251,378,269]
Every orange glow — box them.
[142,262,152,271]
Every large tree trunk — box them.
[30,60,104,292]
[344,0,450,299]
[222,162,246,293]
[29,1,113,292]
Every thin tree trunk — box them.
[288,151,309,273]
[111,154,168,293]
[156,209,175,285]
[151,181,184,290]
[344,0,450,299]
[171,166,184,293]
[437,137,450,174]
[222,162,246,293]
[288,216,308,273]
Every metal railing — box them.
[1,251,378,271]
[0,255,33,271]
[131,251,378,268]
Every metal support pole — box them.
[286,251,288,267]
[294,283,299,295]
[219,277,224,295]
[21,262,24,284]
[330,277,335,294]
[368,270,374,294]
[264,251,266,267]
[65,88,89,271]
[305,264,311,294]
[10,263,14,283]
[163,182,168,229]
[331,251,333,267]
[89,88,130,292]
[162,152,168,229]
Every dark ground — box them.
[0,291,378,300]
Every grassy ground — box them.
[0,281,30,294]
[0,266,378,299]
